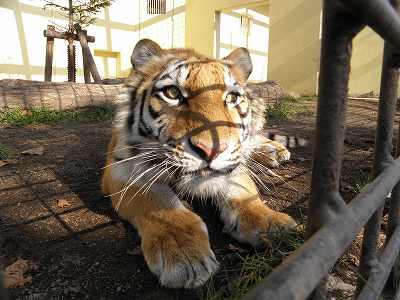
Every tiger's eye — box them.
[226,92,238,103]
[163,86,181,99]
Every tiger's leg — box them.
[251,134,291,168]
[102,166,219,289]
[220,171,297,248]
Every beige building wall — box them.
[185,0,254,57]
[268,0,322,95]
[349,27,384,95]
[267,1,384,96]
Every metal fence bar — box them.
[242,0,400,298]
[339,0,400,50]
[356,7,400,291]
[386,70,400,291]
[356,226,400,300]
[305,2,363,298]
[242,158,400,300]
[386,153,400,291]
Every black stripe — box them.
[138,124,148,137]
[269,132,276,140]
[148,103,160,119]
[159,72,173,81]
[126,88,138,131]
[126,112,134,131]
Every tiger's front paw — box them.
[222,202,297,248]
[277,148,291,163]
[141,210,219,289]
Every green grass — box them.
[350,170,371,194]
[205,222,305,300]
[0,144,15,160]
[266,96,316,120]
[0,105,115,127]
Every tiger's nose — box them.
[188,140,228,161]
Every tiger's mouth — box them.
[183,164,239,177]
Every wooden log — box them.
[44,25,54,82]
[81,30,91,83]
[43,29,95,43]
[75,26,101,83]
[0,79,126,111]
[246,80,285,107]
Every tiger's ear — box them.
[224,48,253,80]
[131,39,162,69]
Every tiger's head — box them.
[115,39,265,195]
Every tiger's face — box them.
[115,39,264,193]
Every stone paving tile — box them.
[30,180,72,198]
[0,198,49,226]
[19,168,58,185]
[1,216,72,245]
[0,174,25,191]
[60,208,113,232]
[0,187,36,207]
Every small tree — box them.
[43,0,113,82]
[44,0,112,32]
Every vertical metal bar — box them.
[306,2,363,299]
[386,126,400,291]
[385,22,400,290]
[356,1,399,293]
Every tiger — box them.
[101,39,298,289]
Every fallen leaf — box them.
[21,110,33,117]
[57,199,71,208]
[4,258,37,288]
[127,247,142,256]
[22,146,44,156]
[0,159,17,167]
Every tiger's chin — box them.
[173,164,240,199]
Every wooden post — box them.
[75,25,101,83]
[67,0,75,82]
[44,25,55,82]
[67,41,76,82]
[81,30,91,83]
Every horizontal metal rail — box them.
[243,159,400,300]
[356,226,400,300]
[340,0,400,52]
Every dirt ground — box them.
[0,98,396,299]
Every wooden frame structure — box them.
[43,24,101,83]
